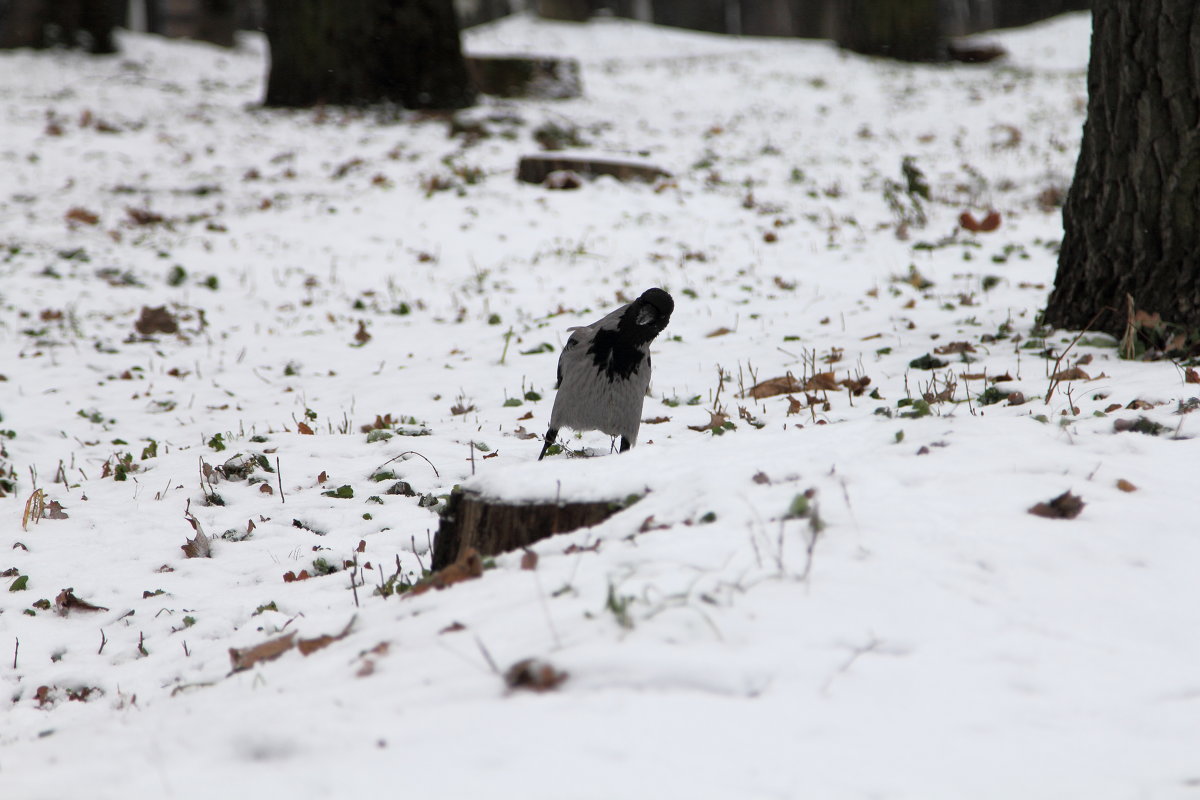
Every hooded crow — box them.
[539,288,674,459]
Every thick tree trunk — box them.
[263,0,474,109]
[1044,0,1200,341]
[0,0,118,53]
[832,0,945,62]
[652,0,728,34]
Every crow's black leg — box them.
[538,427,558,460]
[619,436,632,453]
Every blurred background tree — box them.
[262,0,475,108]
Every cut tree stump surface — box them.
[430,461,652,570]
[432,486,626,571]
[517,152,671,185]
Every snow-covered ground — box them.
[3,11,1199,798]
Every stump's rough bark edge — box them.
[432,487,624,570]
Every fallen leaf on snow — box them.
[1050,367,1090,381]
[520,549,538,570]
[55,588,108,615]
[229,632,296,672]
[688,411,729,432]
[1029,491,1085,520]
[804,372,840,392]
[1115,479,1137,493]
[748,375,802,399]
[504,658,568,692]
[406,548,484,597]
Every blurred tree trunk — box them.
[832,0,944,62]
[652,0,727,34]
[1044,0,1200,345]
[0,0,118,53]
[535,0,591,21]
[263,0,474,109]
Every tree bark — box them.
[0,0,118,53]
[263,0,474,109]
[431,486,622,571]
[1044,0,1200,341]
[832,0,944,62]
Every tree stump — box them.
[431,486,623,571]
[516,153,670,185]
[465,55,582,99]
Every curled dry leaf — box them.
[1115,479,1138,493]
[181,507,212,558]
[688,411,729,432]
[933,341,976,355]
[229,632,296,672]
[135,306,179,335]
[1186,368,1200,384]
[959,210,1001,232]
[1050,366,1090,382]
[504,658,568,692]
[297,421,315,435]
[55,588,108,615]
[706,326,734,338]
[406,548,484,597]
[1029,491,1085,520]
[804,372,840,392]
[520,549,538,570]
[642,416,671,424]
[748,375,802,399]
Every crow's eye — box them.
[635,306,657,326]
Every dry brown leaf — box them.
[959,210,1001,232]
[514,426,538,440]
[54,588,108,616]
[786,395,802,415]
[517,410,534,421]
[840,375,872,395]
[46,500,69,519]
[65,207,100,226]
[297,618,354,656]
[706,326,734,337]
[688,411,728,432]
[642,416,671,424]
[933,341,976,355]
[1029,491,1085,520]
[1186,368,1200,384]
[135,305,178,335]
[1115,479,1137,493]
[752,471,771,485]
[960,372,987,381]
[504,658,567,692]
[229,632,296,672]
[283,569,311,582]
[1050,367,1090,381]
[406,548,484,597]
[804,372,840,392]
[181,507,212,558]
[297,421,315,435]
[353,320,371,345]
[520,549,539,571]
[439,622,466,634]
[748,375,802,399]
[1104,403,1123,413]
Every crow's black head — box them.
[587,288,674,382]
[621,287,674,340]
